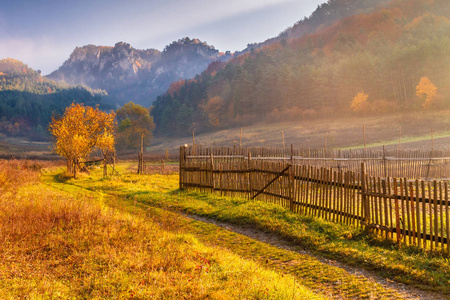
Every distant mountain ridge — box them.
[48,38,232,106]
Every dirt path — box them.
[185,213,445,300]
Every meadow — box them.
[0,160,321,299]
[2,159,450,298]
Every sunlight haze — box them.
[0,0,324,74]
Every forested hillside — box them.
[237,0,392,54]
[0,59,110,140]
[152,0,450,136]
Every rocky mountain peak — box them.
[112,42,134,58]
[48,42,160,91]
[47,38,231,106]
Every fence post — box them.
[289,144,294,211]
[210,153,214,193]
[383,145,387,179]
[179,146,186,190]
[361,162,370,228]
[393,178,401,244]
[248,152,253,199]
[291,144,294,165]
[289,163,294,212]
[137,153,141,174]
[426,148,434,180]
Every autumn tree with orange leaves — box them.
[350,91,370,113]
[416,76,437,109]
[203,96,225,127]
[49,103,116,178]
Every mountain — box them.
[0,59,110,140]
[235,0,392,55]
[48,38,232,106]
[47,42,159,96]
[151,0,450,137]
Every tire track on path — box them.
[184,213,445,300]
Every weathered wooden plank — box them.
[446,182,449,252]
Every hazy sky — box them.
[0,0,325,74]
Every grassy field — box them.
[0,136,57,160]
[1,160,325,299]
[76,167,450,294]
[2,160,450,298]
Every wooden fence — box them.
[180,145,450,179]
[179,146,450,251]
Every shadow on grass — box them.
[52,172,72,184]
[167,189,184,196]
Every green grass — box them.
[164,192,450,293]
[64,164,450,295]
[338,131,450,150]
[47,163,450,298]
[3,161,443,298]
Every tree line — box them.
[0,89,108,140]
[0,59,108,140]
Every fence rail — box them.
[180,146,450,251]
[182,145,450,179]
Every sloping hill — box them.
[148,110,450,153]
[236,0,392,54]
[151,0,450,137]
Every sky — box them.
[0,0,325,75]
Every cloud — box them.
[106,0,300,48]
[133,0,322,51]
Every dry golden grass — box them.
[0,160,40,190]
[0,161,322,299]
